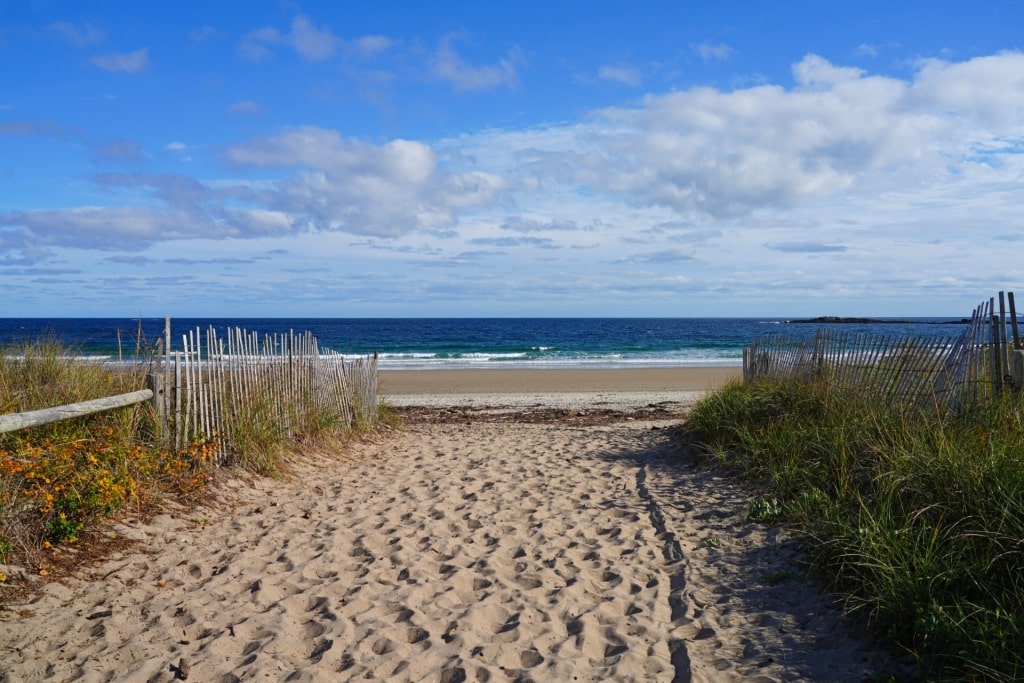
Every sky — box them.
[2,1,1024,318]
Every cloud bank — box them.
[3,51,1023,286]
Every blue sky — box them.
[2,1,1024,317]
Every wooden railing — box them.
[0,388,156,435]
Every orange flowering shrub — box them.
[0,427,218,549]
[156,435,219,497]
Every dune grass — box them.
[0,336,381,581]
[685,378,1024,682]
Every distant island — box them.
[785,316,971,324]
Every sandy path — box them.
[0,418,903,682]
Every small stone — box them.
[520,649,544,667]
[439,667,466,683]
[176,657,191,680]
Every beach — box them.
[0,367,908,682]
[380,368,741,394]
[380,367,741,410]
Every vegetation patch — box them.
[685,377,1024,682]
[746,495,783,523]
[0,336,376,596]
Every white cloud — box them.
[2,206,199,252]
[793,54,865,87]
[911,51,1024,127]
[0,174,300,259]
[92,48,149,73]
[238,27,282,62]
[224,126,510,236]
[289,15,338,61]
[856,43,879,58]
[164,141,192,160]
[350,35,397,57]
[565,52,1007,217]
[237,209,293,235]
[598,65,641,86]
[433,34,521,91]
[692,40,734,62]
[238,15,338,62]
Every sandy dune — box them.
[0,407,907,682]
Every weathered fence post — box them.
[1012,350,1024,391]
[164,317,172,423]
[147,373,166,444]
[990,297,1002,395]
[1009,292,1021,350]
[999,292,1011,385]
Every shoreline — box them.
[379,366,742,411]
[379,366,741,394]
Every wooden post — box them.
[164,317,172,423]
[1012,350,1024,390]
[147,373,166,444]
[990,297,1002,395]
[999,291,1010,383]
[1009,292,1020,350]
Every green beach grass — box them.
[685,377,1024,681]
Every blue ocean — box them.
[0,318,970,369]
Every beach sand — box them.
[380,367,741,411]
[0,368,910,682]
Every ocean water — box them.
[0,317,971,370]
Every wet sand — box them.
[380,367,741,411]
[380,367,741,394]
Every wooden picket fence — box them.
[743,292,1023,412]
[152,323,378,462]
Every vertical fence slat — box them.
[1010,292,1021,350]
[999,292,1010,386]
